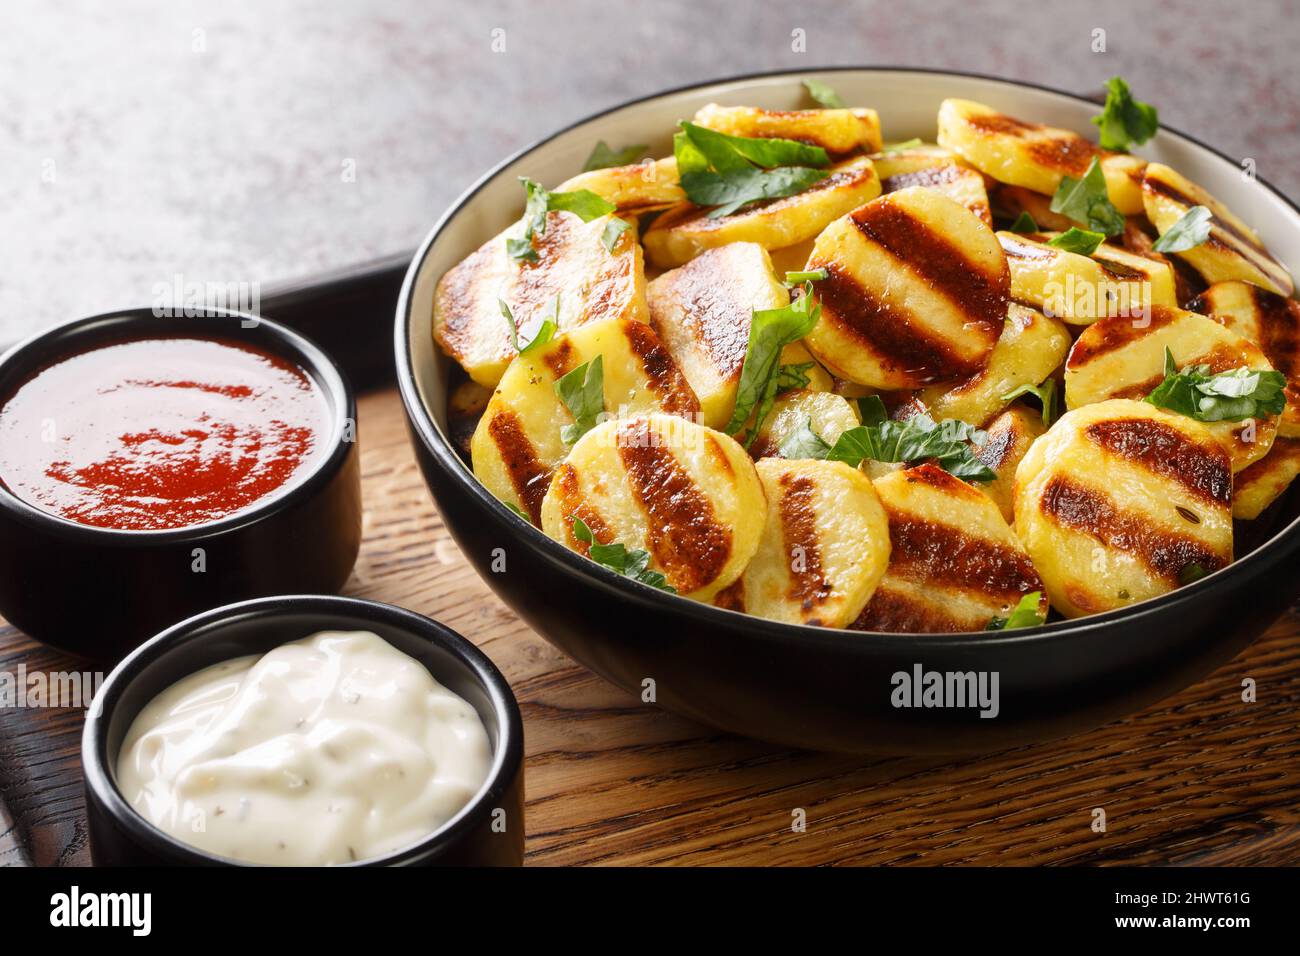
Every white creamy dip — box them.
[116,630,493,865]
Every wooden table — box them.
[3,387,1299,867]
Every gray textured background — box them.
[3,0,1298,345]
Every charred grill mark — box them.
[1092,254,1148,281]
[967,112,1040,137]
[1065,309,1180,368]
[1025,135,1098,177]
[999,234,1056,261]
[648,251,751,381]
[704,432,735,478]
[434,245,499,360]
[777,474,832,611]
[616,418,730,592]
[817,265,983,383]
[623,321,701,416]
[1143,176,1268,256]
[551,464,612,553]
[1251,285,1300,378]
[880,164,963,193]
[852,585,971,633]
[850,200,1008,335]
[542,338,576,380]
[976,418,1020,469]
[487,409,552,523]
[713,578,746,612]
[1038,475,1230,582]
[903,462,987,501]
[884,515,1042,601]
[1083,418,1231,505]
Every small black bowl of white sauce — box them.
[82,595,524,866]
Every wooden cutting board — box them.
[2,388,1299,866]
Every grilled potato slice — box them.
[803,187,1009,388]
[540,413,765,601]
[918,303,1069,426]
[990,183,1076,232]
[873,147,992,226]
[1014,399,1233,618]
[716,458,891,627]
[693,102,882,155]
[1142,163,1293,296]
[998,231,1177,324]
[1188,280,1300,437]
[448,379,492,456]
[471,319,700,523]
[974,404,1047,523]
[557,157,684,214]
[435,211,649,387]
[851,463,1047,632]
[749,389,861,460]
[1064,306,1278,472]
[646,242,830,429]
[642,156,881,269]
[936,98,1145,214]
[1232,436,1300,519]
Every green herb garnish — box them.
[500,297,557,355]
[674,122,830,218]
[1009,211,1038,234]
[1047,227,1106,256]
[503,502,530,520]
[1091,77,1158,152]
[1144,347,1286,423]
[554,355,605,444]
[802,78,846,108]
[507,178,617,263]
[1152,205,1212,253]
[776,361,815,393]
[1001,379,1058,427]
[583,141,649,171]
[725,283,822,444]
[985,592,1046,630]
[601,216,634,252]
[1049,157,1124,236]
[572,518,676,593]
[785,268,829,284]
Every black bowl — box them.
[82,595,525,866]
[0,308,362,663]
[395,68,1300,754]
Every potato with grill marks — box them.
[642,156,881,270]
[471,320,700,524]
[974,404,1047,523]
[1064,306,1278,472]
[539,414,765,601]
[435,210,649,387]
[557,157,685,214]
[716,458,891,628]
[748,389,862,460]
[872,146,992,226]
[850,463,1047,633]
[1014,399,1233,618]
[1233,437,1300,519]
[937,98,1146,214]
[646,242,830,429]
[1142,163,1293,296]
[1189,280,1300,437]
[918,303,1069,427]
[692,102,882,155]
[802,187,1009,389]
[998,231,1177,324]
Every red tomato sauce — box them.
[0,337,331,531]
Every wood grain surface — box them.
[2,388,1298,867]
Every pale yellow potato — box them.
[557,157,684,214]
[974,404,1046,523]
[471,319,700,524]
[435,211,649,387]
[642,157,881,269]
[646,242,830,429]
[1142,163,1293,296]
[1232,436,1300,519]
[539,414,765,601]
[693,102,882,154]
[851,463,1047,632]
[749,389,861,460]
[1064,306,1278,472]
[872,147,992,226]
[918,303,1069,426]
[936,98,1146,214]
[998,231,1177,324]
[803,187,1009,388]
[716,458,890,628]
[1189,280,1300,437]
[1015,399,1232,618]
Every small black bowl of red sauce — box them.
[0,308,362,662]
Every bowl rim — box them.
[394,65,1300,651]
[81,594,524,867]
[0,307,356,543]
